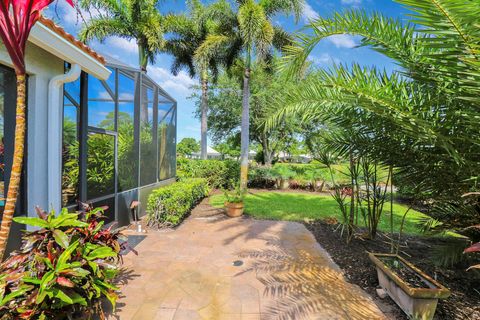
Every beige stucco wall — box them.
[0,41,64,217]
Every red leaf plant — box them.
[464,242,480,271]
[0,0,73,74]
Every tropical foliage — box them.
[177,158,240,189]
[79,0,164,71]
[0,205,125,319]
[195,0,304,189]
[196,60,304,166]
[269,0,480,249]
[177,138,200,157]
[164,0,236,159]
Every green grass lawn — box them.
[210,191,430,235]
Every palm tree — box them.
[163,0,235,160]
[79,0,164,72]
[269,0,480,243]
[79,0,165,124]
[196,0,304,189]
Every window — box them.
[61,63,177,225]
[62,99,79,206]
[140,82,156,186]
[117,72,138,191]
[0,66,16,211]
[87,132,115,199]
[158,102,176,180]
[88,76,115,128]
[62,64,81,206]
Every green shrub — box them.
[248,166,276,188]
[0,206,124,319]
[146,178,210,227]
[248,164,334,190]
[176,158,240,188]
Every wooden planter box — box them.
[369,253,450,320]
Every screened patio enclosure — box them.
[62,57,177,226]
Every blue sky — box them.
[45,0,410,143]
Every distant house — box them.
[277,151,312,163]
[0,18,177,252]
[191,146,222,159]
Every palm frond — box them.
[279,10,428,79]
[79,17,129,43]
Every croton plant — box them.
[464,240,480,271]
[0,204,131,319]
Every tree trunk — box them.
[0,74,26,259]
[261,136,272,166]
[348,151,355,242]
[138,41,148,72]
[200,73,208,160]
[240,66,250,190]
[138,42,149,124]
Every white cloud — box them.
[98,91,113,100]
[147,66,196,97]
[341,0,362,5]
[118,92,135,100]
[302,2,319,22]
[45,1,106,28]
[328,35,357,48]
[310,53,340,65]
[105,37,138,54]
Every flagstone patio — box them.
[109,199,387,320]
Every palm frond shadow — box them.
[236,236,383,320]
[103,268,141,319]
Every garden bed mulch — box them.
[304,221,480,320]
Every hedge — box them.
[177,158,240,188]
[146,178,210,227]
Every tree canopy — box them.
[177,138,201,157]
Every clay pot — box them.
[224,201,244,217]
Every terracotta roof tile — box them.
[38,16,106,65]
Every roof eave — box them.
[29,22,110,80]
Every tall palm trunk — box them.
[200,71,208,160]
[0,74,26,259]
[240,61,251,190]
[138,42,149,123]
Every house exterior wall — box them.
[0,42,64,220]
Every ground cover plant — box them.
[210,191,428,235]
[0,205,124,319]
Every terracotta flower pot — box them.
[224,201,244,217]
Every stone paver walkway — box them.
[110,199,386,320]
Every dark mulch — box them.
[304,221,480,320]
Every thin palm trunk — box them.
[200,71,208,160]
[261,135,272,166]
[0,74,26,259]
[138,43,149,123]
[348,151,355,242]
[240,64,251,190]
